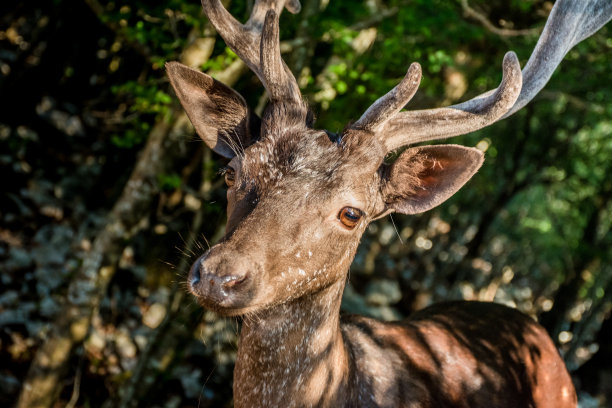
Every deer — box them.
[166,0,612,406]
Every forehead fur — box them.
[239,128,385,195]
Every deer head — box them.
[166,0,611,317]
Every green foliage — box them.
[110,81,172,148]
[101,0,203,54]
[202,48,239,72]
[158,172,182,191]
[110,126,148,148]
[113,81,172,115]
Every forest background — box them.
[0,0,611,407]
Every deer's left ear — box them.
[381,145,484,215]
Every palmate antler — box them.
[355,0,612,152]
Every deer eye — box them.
[338,207,363,229]
[222,166,236,187]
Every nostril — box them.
[189,255,205,286]
[222,274,247,289]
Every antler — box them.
[201,0,307,118]
[355,0,612,153]
[351,62,422,132]
[503,0,612,117]
[379,52,522,151]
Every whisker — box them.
[159,259,177,269]
[201,234,211,249]
[175,245,193,258]
[389,214,404,245]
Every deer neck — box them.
[233,278,350,407]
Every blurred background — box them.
[1,0,611,407]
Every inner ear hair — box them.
[380,145,484,215]
[381,148,428,202]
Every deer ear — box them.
[166,62,260,158]
[382,145,484,215]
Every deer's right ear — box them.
[166,62,260,158]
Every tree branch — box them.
[460,0,540,37]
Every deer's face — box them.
[166,8,496,314]
[188,128,389,315]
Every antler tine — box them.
[261,10,303,106]
[201,0,305,113]
[502,0,612,118]
[248,0,301,30]
[201,0,259,73]
[380,51,522,152]
[351,63,422,132]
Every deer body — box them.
[166,0,612,406]
[234,296,576,407]
[186,129,575,407]
[345,302,575,408]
